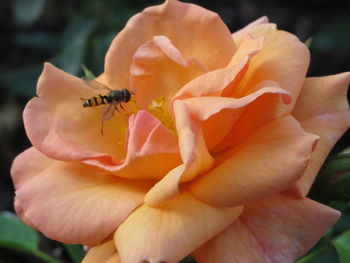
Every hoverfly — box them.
[81,77,134,135]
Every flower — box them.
[11,0,350,262]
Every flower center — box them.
[148,96,176,133]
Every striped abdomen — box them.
[83,94,113,107]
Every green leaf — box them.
[304,37,313,48]
[333,230,350,263]
[12,0,46,26]
[296,246,339,263]
[323,173,350,201]
[0,211,39,251]
[179,256,196,263]
[0,212,62,263]
[64,244,85,263]
[333,205,350,233]
[82,65,95,79]
[309,154,350,202]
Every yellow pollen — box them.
[148,97,176,133]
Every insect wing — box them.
[101,103,115,121]
[82,77,111,91]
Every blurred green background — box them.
[0,0,349,262]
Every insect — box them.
[81,77,133,135]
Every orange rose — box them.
[11,0,350,262]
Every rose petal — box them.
[13,151,152,245]
[290,73,350,196]
[106,253,121,263]
[229,34,265,67]
[11,147,53,188]
[181,83,291,150]
[11,147,55,229]
[82,240,119,263]
[174,56,249,100]
[24,63,127,163]
[232,16,269,41]
[131,35,207,109]
[191,115,318,207]
[104,0,236,90]
[84,110,181,179]
[144,100,214,206]
[214,80,292,152]
[193,193,340,263]
[115,191,242,263]
[234,22,277,47]
[233,30,310,112]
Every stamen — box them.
[148,97,176,133]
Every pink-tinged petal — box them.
[290,73,350,196]
[82,240,119,263]
[234,30,310,111]
[130,35,207,109]
[11,147,52,229]
[191,115,318,207]
[13,158,152,246]
[182,84,291,150]
[144,100,214,206]
[232,16,269,40]
[115,191,243,263]
[193,193,340,263]
[85,110,181,179]
[104,0,236,90]
[11,147,53,188]
[24,63,127,163]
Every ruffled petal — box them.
[104,0,236,90]
[24,63,128,162]
[144,100,214,206]
[174,57,249,100]
[290,73,350,196]
[12,150,152,246]
[84,110,181,179]
[191,115,318,207]
[229,34,265,67]
[193,193,340,263]
[214,80,292,152]
[115,191,242,263]
[82,240,119,263]
[130,35,207,109]
[234,30,310,112]
[181,83,291,150]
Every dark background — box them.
[0,0,349,262]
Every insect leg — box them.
[100,120,104,135]
[114,104,120,113]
